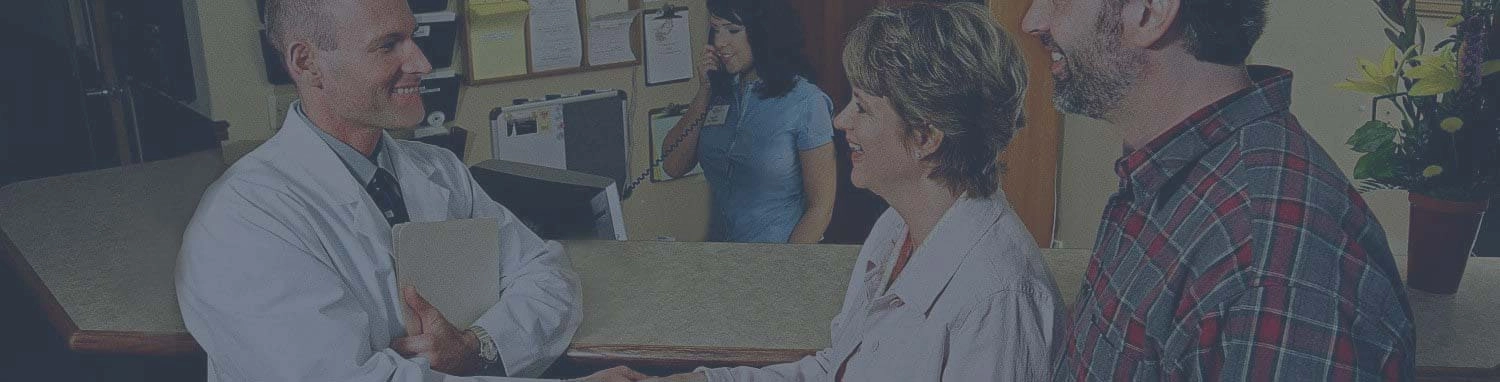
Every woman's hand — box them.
[698,44,722,95]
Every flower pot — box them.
[1406,193,1489,294]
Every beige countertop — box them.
[0,153,1494,375]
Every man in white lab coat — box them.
[175,0,645,381]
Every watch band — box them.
[465,326,499,368]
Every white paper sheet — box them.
[588,11,637,66]
[528,0,584,72]
[585,0,629,18]
[644,9,692,85]
[493,105,568,169]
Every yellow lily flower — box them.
[1335,45,1402,95]
[1423,165,1443,178]
[1406,52,1459,96]
[1441,117,1463,133]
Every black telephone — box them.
[621,21,734,198]
[706,27,734,101]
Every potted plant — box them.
[1336,0,1499,294]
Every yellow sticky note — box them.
[466,0,531,80]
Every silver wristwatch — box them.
[465,326,499,367]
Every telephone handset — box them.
[706,27,734,101]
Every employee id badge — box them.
[704,105,731,127]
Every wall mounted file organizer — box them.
[414,11,460,69]
[419,68,462,127]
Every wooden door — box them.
[789,0,888,244]
[991,0,1062,246]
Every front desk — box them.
[0,152,1495,380]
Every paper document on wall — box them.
[528,0,584,72]
[494,105,568,169]
[650,108,701,181]
[588,11,637,66]
[465,0,530,80]
[392,218,500,328]
[585,0,629,18]
[643,9,692,85]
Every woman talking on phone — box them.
[659,0,836,244]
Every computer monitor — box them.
[469,159,627,241]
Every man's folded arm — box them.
[177,192,456,382]
[460,164,584,378]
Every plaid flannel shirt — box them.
[1053,66,1416,381]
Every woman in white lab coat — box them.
[654,3,1064,381]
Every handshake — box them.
[392,286,711,382]
[568,367,706,382]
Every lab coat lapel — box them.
[268,109,411,254]
[268,108,368,213]
[382,135,451,223]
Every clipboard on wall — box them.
[642,4,693,86]
[648,104,700,181]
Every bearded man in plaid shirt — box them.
[1021,0,1417,380]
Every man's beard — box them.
[1052,13,1145,120]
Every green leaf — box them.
[1483,60,1500,77]
[1445,14,1464,27]
[1385,29,1403,48]
[1347,120,1397,153]
[1404,11,1417,36]
[1354,149,1398,180]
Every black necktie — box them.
[366,168,409,226]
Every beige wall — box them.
[194,0,713,241]
[191,0,1446,248]
[1054,0,1448,255]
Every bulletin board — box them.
[460,0,645,85]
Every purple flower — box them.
[1455,15,1489,105]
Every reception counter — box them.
[1,151,1495,379]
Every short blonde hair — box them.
[842,2,1028,198]
[265,0,339,57]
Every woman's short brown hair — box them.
[842,2,1028,198]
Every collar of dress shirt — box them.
[883,192,1012,315]
[296,101,398,186]
[1112,65,1295,203]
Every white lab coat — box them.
[176,111,580,382]
[705,192,1064,381]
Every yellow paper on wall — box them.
[466,0,531,80]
